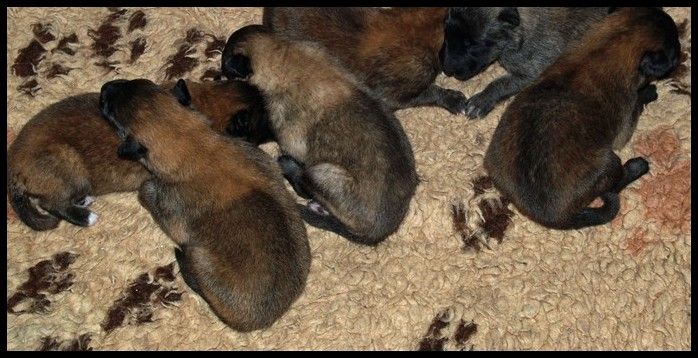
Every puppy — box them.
[442,7,610,118]
[483,7,680,229]
[263,7,468,114]
[7,79,266,231]
[222,25,419,246]
[99,78,310,332]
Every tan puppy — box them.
[263,7,467,114]
[99,78,310,332]
[484,7,681,229]
[222,25,419,246]
[7,79,266,230]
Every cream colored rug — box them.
[6,7,691,350]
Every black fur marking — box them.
[171,79,192,107]
[222,54,252,80]
[117,136,148,161]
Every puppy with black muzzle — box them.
[7,79,267,231]
[99,78,310,332]
[262,7,467,115]
[222,25,419,246]
[483,7,681,230]
[441,7,610,118]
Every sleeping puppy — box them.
[262,7,468,114]
[483,7,680,229]
[7,79,267,231]
[222,25,419,246]
[441,7,610,118]
[99,78,310,332]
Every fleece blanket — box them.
[6,7,691,350]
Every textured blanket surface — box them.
[6,7,691,350]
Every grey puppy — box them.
[441,7,610,118]
[222,25,419,246]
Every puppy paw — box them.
[74,195,95,208]
[86,212,98,226]
[464,94,496,119]
[308,200,330,217]
[441,89,469,115]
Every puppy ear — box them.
[222,54,252,80]
[497,7,520,27]
[640,50,676,79]
[117,135,148,161]
[171,79,192,107]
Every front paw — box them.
[464,93,496,119]
[441,89,469,115]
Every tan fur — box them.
[7,80,262,231]
[101,79,310,331]
[483,7,680,230]
[224,28,418,244]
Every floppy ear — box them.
[117,135,148,161]
[171,79,192,107]
[640,50,675,79]
[497,7,520,27]
[223,53,252,80]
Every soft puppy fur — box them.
[442,7,610,118]
[7,79,266,231]
[263,7,468,114]
[99,78,310,332]
[483,7,681,230]
[222,25,419,246]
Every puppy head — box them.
[222,25,269,81]
[636,8,681,80]
[440,7,520,81]
[99,78,199,167]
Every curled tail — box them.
[7,184,59,231]
[565,192,620,229]
[297,204,384,246]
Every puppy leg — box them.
[277,155,313,199]
[403,84,468,115]
[46,204,97,227]
[614,85,657,149]
[465,73,531,118]
[138,179,189,246]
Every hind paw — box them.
[74,195,95,208]
[308,200,330,217]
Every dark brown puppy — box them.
[222,25,419,246]
[99,78,310,332]
[484,7,680,229]
[263,7,467,114]
[7,79,266,231]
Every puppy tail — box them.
[297,204,383,246]
[565,192,620,229]
[7,184,60,231]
